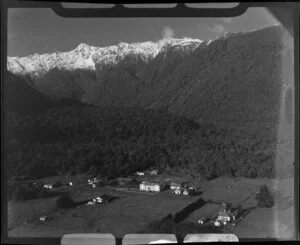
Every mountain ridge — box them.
[7,24,293,124]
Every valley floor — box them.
[7,176,295,240]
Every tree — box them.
[55,195,74,209]
[255,185,274,208]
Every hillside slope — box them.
[4,71,91,115]
[7,25,294,126]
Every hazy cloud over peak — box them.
[208,24,225,33]
[161,25,175,39]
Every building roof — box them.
[170,183,182,187]
[218,211,231,217]
[141,181,161,186]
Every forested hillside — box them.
[7,107,283,181]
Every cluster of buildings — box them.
[196,203,240,227]
[170,183,196,196]
[86,194,113,206]
[138,180,196,196]
[136,169,159,177]
[43,181,73,190]
[88,177,101,188]
[214,203,238,227]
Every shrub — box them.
[55,195,74,209]
[255,184,274,208]
[108,179,119,186]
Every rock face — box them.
[7,25,294,124]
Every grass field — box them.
[7,176,295,239]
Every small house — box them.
[87,201,96,205]
[93,194,112,204]
[198,217,208,224]
[136,172,145,176]
[43,184,53,189]
[139,181,164,192]
[150,169,159,175]
[93,177,101,183]
[69,182,73,186]
[174,189,182,195]
[182,188,194,196]
[170,183,181,190]
[40,216,48,221]
[216,210,235,225]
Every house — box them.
[216,210,235,226]
[43,184,53,189]
[170,183,182,190]
[69,182,73,186]
[150,169,159,175]
[198,217,208,224]
[136,172,145,176]
[93,177,101,183]
[182,188,195,196]
[40,216,48,221]
[93,194,112,204]
[87,201,96,205]
[188,185,196,191]
[174,189,182,195]
[139,181,164,192]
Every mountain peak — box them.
[74,43,93,58]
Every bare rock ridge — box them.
[7,25,294,124]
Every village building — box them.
[40,216,48,221]
[182,188,195,196]
[150,169,159,175]
[170,183,182,190]
[139,181,164,192]
[215,208,236,226]
[92,194,112,204]
[136,172,145,176]
[174,189,182,195]
[198,216,208,224]
[43,184,53,189]
[87,201,96,206]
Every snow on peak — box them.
[7,38,205,77]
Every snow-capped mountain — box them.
[7,25,294,124]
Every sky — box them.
[7,7,280,57]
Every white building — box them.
[170,183,181,190]
[139,181,164,192]
[136,172,145,176]
[40,216,48,221]
[150,170,159,175]
[92,195,111,204]
[43,184,53,189]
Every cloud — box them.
[161,25,175,39]
[208,24,225,33]
[221,18,233,24]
